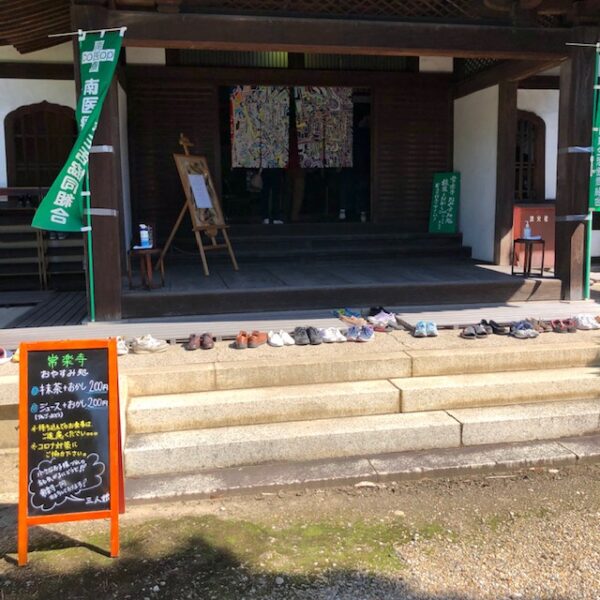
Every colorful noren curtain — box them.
[230,85,289,168]
[295,86,353,168]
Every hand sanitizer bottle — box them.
[139,224,150,248]
[523,221,531,240]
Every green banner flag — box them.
[32,30,124,231]
[590,48,600,211]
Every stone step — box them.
[128,380,400,434]
[125,411,460,477]
[125,352,412,397]
[123,342,600,398]
[393,367,600,412]
[449,399,600,446]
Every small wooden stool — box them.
[127,247,165,289]
[511,238,545,278]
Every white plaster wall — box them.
[0,43,73,63]
[454,86,499,263]
[419,57,453,73]
[125,48,166,65]
[517,89,559,200]
[118,83,132,251]
[0,79,76,187]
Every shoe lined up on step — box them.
[510,321,539,339]
[319,327,347,343]
[345,325,374,342]
[367,307,402,330]
[413,321,438,338]
[131,334,168,354]
[268,330,296,347]
[574,313,600,330]
[116,336,129,355]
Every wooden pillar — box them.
[494,81,518,265]
[88,79,124,320]
[555,28,597,300]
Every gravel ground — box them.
[1,464,599,599]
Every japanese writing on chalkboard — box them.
[429,172,460,234]
[26,348,111,517]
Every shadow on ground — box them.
[0,503,576,600]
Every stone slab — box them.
[214,352,412,391]
[369,440,575,479]
[393,367,600,412]
[125,411,460,477]
[408,343,600,377]
[558,434,600,463]
[0,375,18,409]
[123,438,593,503]
[125,363,216,397]
[127,380,400,434]
[0,419,18,450]
[449,399,600,446]
[127,456,376,502]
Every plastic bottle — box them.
[139,224,150,248]
[523,221,531,240]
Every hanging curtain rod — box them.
[566,42,600,48]
[48,27,127,40]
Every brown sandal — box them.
[186,333,201,351]
[200,333,215,350]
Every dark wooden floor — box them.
[1,291,87,328]
[122,256,561,318]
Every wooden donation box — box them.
[512,204,555,270]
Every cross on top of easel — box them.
[179,133,193,156]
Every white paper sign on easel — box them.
[189,174,213,209]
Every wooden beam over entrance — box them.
[72,5,571,60]
[454,59,562,99]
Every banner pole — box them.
[585,44,600,300]
[84,176,96,322]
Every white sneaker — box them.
[279,330,295,345]
[320,327,338,343]
[334,328,347,342]
[132,334,168,354]
[268,330,284,347]
[116,336,129,356]
[338,209,346,221]
[360,211,367,223]
[575,314,592,330]
[582,314,600,330]
[273,220,284,225]
[262,218,270,225]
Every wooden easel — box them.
[159,133,238,276]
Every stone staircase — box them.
[2,336,600,501]
[119,338,600,496]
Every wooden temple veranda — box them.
[1,1,600,321]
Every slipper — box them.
[200,333,215,350]
[0,348,13,365]
[551,319,567,333]
[562,319,577,333]
[460,326,476,339]
[487,320,508,335]
[479,320,493,335]
[473,324,488,338]
[186,333,201,351]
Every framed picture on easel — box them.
[159,134,238,276]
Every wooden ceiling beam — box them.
[453,58,563,98]
[72,4,572,60]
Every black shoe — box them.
[487,319,509,335]
[293,327,310,345]
[306,326,323,345]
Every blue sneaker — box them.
[413,321,428,338]
[426,321,438,337]
[345,326,361,341]
[358,326,374,342]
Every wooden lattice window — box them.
[515,110,545,203]
[5,101,76,187]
